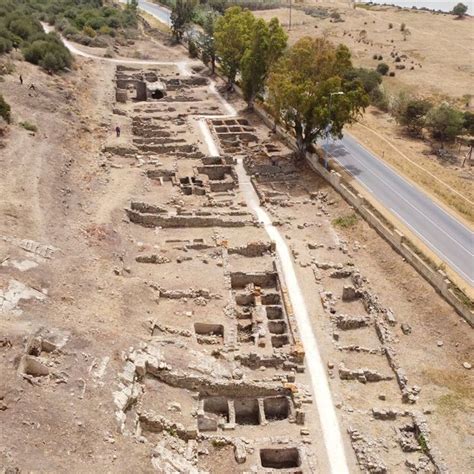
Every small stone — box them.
[378,394,386,401]
[437,340,443,347]
[462,362,471,370]
[401,323,412,335]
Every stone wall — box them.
[305,153,473,326]
[231,90,473,325]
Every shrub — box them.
[63,26,79,38]
[388,22,393,29]
[83,25,96,38]
[370,87,390,112]
[462,111,474,135]
[376,62,389,75]
[188,39,199,58]
[8,18,40,40]
[333,213,358,229]
[393,95,433,136]
[0,37,12,54]
[20,121,37,132]
[0,93,11,123]
[389,71,395,77]
[346,67,382,95]
[99,25,112,36]
[426,104,464,142]
[23,36,72,72]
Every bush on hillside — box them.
[0,93,11,123]
[462,111,474,135]
[393,95,433,136]
[426,104,464,142]
[376,62,389,75]
[22,34,72,72]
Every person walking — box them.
[19,75,23,85]
[115,126,121,138]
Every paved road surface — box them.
[324,135,474,285]
[121,0,171,25]
[128,0,474,286]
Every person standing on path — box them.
[115,126,121,138]
[19,75,23,85]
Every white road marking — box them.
[330,148,474,258]
[341,136,474,234]
[389,208,473,284]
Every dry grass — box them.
[423,367,473,416]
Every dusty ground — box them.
[255,1,474,100]
[254,2,474,223]
[0,26,473,473]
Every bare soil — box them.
[0,27,472,473]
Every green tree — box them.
[376,62,389,75]
[240,17,287,108]
[452,3,468,18]
[171,0,196,43]
[215,6,255,88]
[426,104,464,142]
[393,95,432,136]
[267,37,369,160]
[462,111,474,135]
[199,9,219,74]
[127,0,139,12]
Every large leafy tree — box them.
[171,0,196,43]
[393,94,433,137]
[267,37,369,159]
[426,104,464,143]
[240,17,287,109]
[198,9,219,74]
[214,6,255,88]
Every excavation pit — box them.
[203,397,229,422]
[234,398,260,425]
[271,335,289,348]
[266,306,284,320]
[194,323,224,345]
[230,272,278,290]
[238,322,254,343]
[260,448,301,469]
[235,293,255,306]
[261,293,281,305]
[268,320,288,335]
[263,396,290,421]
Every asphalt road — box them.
[129,0,474,285]
[121,0,171,25]
[324,135,474,285]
